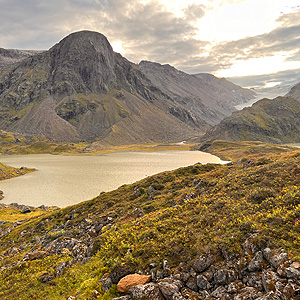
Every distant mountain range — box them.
[200,82,300,144]
[0,30,255,144]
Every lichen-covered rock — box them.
[196,274,210,290]
[262,270,285,293]
[129,283,164,300]
[117,274,151,293]
[213,268,237,285]
[193,253,217,273]
[186,276,198,292]
[285,266,300,279]
[263,248,288,268]
[112,296,131,300]
[211,286,230,298]
[181,287,208,300]
[99,273,112,292]
[248,251,265,272]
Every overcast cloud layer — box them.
[1,0,300,92]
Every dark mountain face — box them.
[200,96,300,144]
[0,31,254,143]
[139,61,255,125]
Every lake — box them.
[0,151,223,208]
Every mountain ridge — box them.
[0,30,255,144]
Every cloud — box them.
[0,0,300,90]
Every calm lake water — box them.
[0,151,223,208]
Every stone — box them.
[285,266,300,279]
[181,287,209,299]
[211,286,229,298]
[186,276,198,292]
[110,264,134,284]
[262,270,283,292]
[213,268,237,285]
[129,283,165,300]
[233,287,263,300]
[158,280,180,300]
[112,296,131,300]
[21,206,31,213]
[193,254,217,273]
[196,274,210,290]
[248,251,265,272]
[263,248,288,268]
[256,291,281,300]
[117,274,151,293]
[99,273,112,292]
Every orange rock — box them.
[117,274,152,293]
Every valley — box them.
[1,28,300,300]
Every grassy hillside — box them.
[200,96,300,144]
[1,147,300,298]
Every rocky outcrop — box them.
[109,234,300,300]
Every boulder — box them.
[263,248,288,268]
[248,251,264,272]
[55,260,71,277]
[193,254,217,273]
[117,274,151,293]
[129,283,164,300]
[196,274,210,290]
[99,273,113,292]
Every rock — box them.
[282,282,297,299]
[262,270,283,292]
[99,273,112,292]
[117,274,151,293]
[193,253,217,273]
[227,281,245,294]
[112,296,131,300]
[38,272,55,283]
[158,280,180,300]
[55,260,71,276]
[110,264,134,284]
[181,287,208,299]
[196,274,210,290]
[147,186,155,196]
[21,206,31,213]
[129,283,164,300]
[248,251,265,272]
[211,286,229,298]
[213,268,237,285]
[186,276,198,292]
[243,273,263,291]
[23,250,49,261]
[263,248,288,268]
[285,266,300,279]
[90,289,100,299]
[233,287,263,300]
[256,291,281,300]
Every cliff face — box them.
[0,31,254,143]
[200,96,300,144]
[139,61,255,125]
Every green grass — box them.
[2,144,300,298]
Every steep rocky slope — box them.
[1,148,300,299]
[200,96,300,144]
[139,61,255,125]
[0,48,40,70]
[0,31,254,144]
[287,81,300,101]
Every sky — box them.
[1,0,300,92]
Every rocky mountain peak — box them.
[47,30,117,97]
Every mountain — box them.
[0,31,254,144]
[1,147,300,299]
[286,81,300,101]
[0,48,40,70]
[200,96,300,144]
[0,32,254,144]
[139,61,255,125]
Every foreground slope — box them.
[1,146,300,299]
[200,96,300,144]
